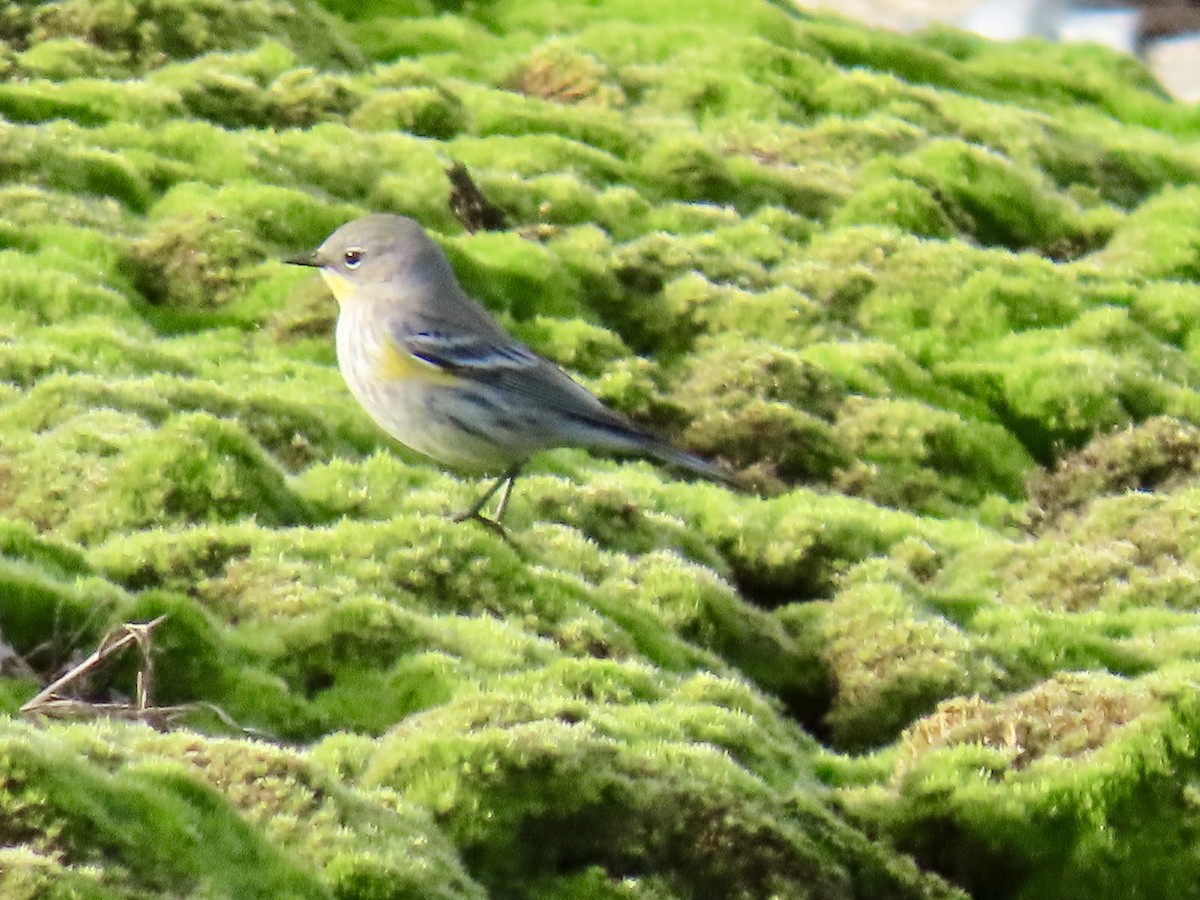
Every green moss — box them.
[940,330,1171,463]
[834,396,1032,514]
[1131,282,1200,348]
[350,85,468,138]
[0,123,154,212]
[460,82,635,156]
[0,253,134,330]
[638,134,737,205]
[107,412,313,530]
[0,408,312,543]
[803,15,1193,136]
[262,126,436,207]
[0,519,90,579]
[689,489,977,608]
[14,0,363,71]
[473,0,802,40]
[14,36,129,79]
[796,340,983,421]
[0,720,485,898]
[78,119,245,192]
[7,0,1200,894]
[0,78,181,126]
[151,43,361,128]
[447,229,587,321]
[844,669,1200,900]
[833,175,955,238]
[879,139,1100,254]
[0,555,125,676]
[1093,185,1200,281]
[346,13,499,63]
[504,39,624,106]
[513,315,631,376]
[0,322,182,388]
[466,171,601,229]
[673,340,849,487]
[124,216,259,312]
[152,179,355,254]
[1028,416,1200,529]
[934,94,1200,209]
[449,132,629,186]
[0,362,376,474]
[862,248,1088,364]
[606,553,829,719]
[361,666,954,899]
[121,179,347,317]
[0,734,328,896]
[956,488,1200,615]
[0,847,121,897]
[820,573,994,749]
[599,219,813,351]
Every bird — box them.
[288,213,736,534]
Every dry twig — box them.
[447,160,509,233]
[19,615,255,735]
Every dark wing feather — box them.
[395,324,738,486]
[400,328,629,428]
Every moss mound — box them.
[3,0,1200,896]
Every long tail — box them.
[584,418,741,489]
[641,436,741,488]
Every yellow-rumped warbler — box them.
[289,214,734,531]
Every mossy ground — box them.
[1,0,1199,897]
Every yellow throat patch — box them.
[318,269,356,306]
[319,269,454,384]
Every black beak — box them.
[285,251,320,267]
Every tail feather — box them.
[646,440,742,489]
[555,402,741,488]
[581,416,741,488]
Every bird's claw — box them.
[452,508,513,543]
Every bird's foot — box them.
[452,508,513,543]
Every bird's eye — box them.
[344,248,364,269]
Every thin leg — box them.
[453,463,523,536]
[493,473,517,523]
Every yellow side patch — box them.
[376,340,456,384]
